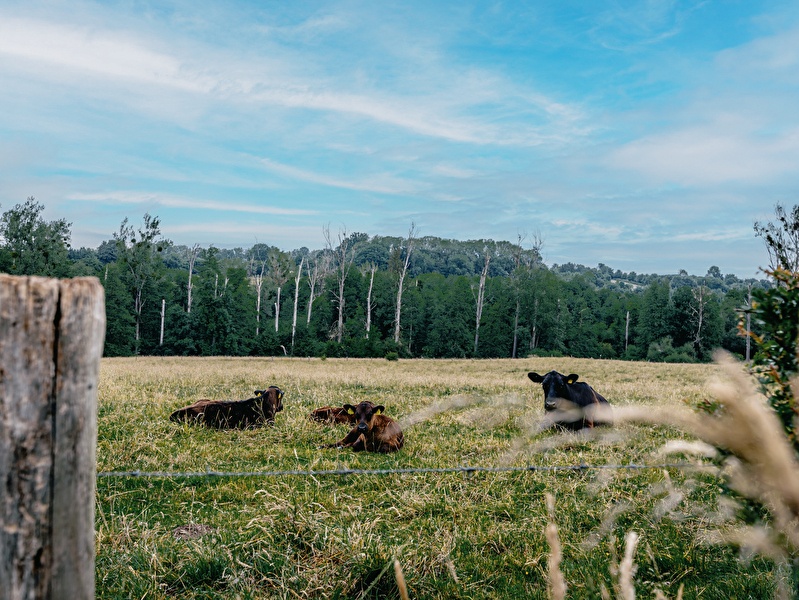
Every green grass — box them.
[95,357,781,598]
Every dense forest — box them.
[0,197,768,362]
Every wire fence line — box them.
[97,461,707,480]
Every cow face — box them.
[528,371,579,411]
[255,386,284,413]
[343,401,383,432]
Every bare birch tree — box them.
[691,285,710,352]
[248,245,269,336]
[511,232,543,358]
[362,262,377,339]
[306,251,330,325]
[473,246,491,355]
[291,256,304,353]
[393,223,417,345]
[269,249,291,333]
[186,244,201,314]
[324,225,355,343]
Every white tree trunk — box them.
[159,298,165,346]
[291,257,304,352]
[393,224,416,345]
[366,264,376,338]
[324,226,354,344]
[274,286,281,332]
[474,250,490,355]
[186,244,200,314]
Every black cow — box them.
[170,386,284,429]
[527,371,611,430]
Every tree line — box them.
[0,197,768,361]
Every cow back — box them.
[310,406,355,424]
[170,385,284,429]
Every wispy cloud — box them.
[68,191,317,216]
[608,122,799,185]
[0,13,586,147]
[257,157,422,195]
[0,17,207,92]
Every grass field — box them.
[95,356,782,599]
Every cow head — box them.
[528,371,579,411]
[343,401,383,432]
[255,386,284,413]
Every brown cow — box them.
[322,401,404,453]
[309,405,358,424]
[170,386,284,429]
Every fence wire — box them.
[97,462,705,479]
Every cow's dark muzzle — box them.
[545,398,559,411]
[358,423,368,432]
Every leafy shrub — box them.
[744,268,799,448]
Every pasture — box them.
[96,357,780,598]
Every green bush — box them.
[745,268,799,448]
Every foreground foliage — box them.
[95,357,784,598]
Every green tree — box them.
[474,277,515,358]
[720,288,749,358]
[638,278,672,351]
[0,197,72,276]
[191,248,232,355]
[113,214,169,353]
[746,269,799,448]
[102,262,136,357]
[517,268,559,355]
[418,274,473,358]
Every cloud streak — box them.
[68,192,317,217]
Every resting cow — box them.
[309,405,357,424]
[528,371,611,430]
[170,386,284,429]
[322,401,404,453]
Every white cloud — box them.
[609,122,799,185]
[671,227,752,243]
[0,17,209,92]
[257,157,422,195]
[67,191,317,216]
[0,14,586,147]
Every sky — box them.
[1,1,796,278]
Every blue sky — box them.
[1,1,796,278]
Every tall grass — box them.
[96,356,783,598]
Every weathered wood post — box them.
[0,275,105,600]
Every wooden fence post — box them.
[0,275,105,600]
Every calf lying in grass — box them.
[322,401,404,453]
[170,386,284,429]
[528,370,611,430]
[309,405,357,424]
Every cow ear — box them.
[254,389,265,396]
[528,372,544,382]
[566,374,579,384]
[374,405,385,414]
[343,404,356,415]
